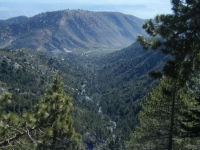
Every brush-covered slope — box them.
[0,10,146,52]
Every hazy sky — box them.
[0,0,172,20]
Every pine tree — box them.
[0,75,84,149]
[179,74,200,138]
[134,1,200,149]
[126,76,200,150]
[34,74,83,149]
[137,0,200,82]
[125,77,173,149]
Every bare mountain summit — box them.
[0,10,146,52]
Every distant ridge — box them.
[0,10,146,52]
[3,16,29,24]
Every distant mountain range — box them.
[0,10,146,52]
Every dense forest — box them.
[0,0,200,149]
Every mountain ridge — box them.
[0,9,146,52]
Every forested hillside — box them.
[0,40,167,149]
[0,48,115,149]
[95,42,167,147]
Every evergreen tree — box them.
[126,76,200,149]
[179,74,200,138]
[0,75,84,149]
[137,0,200,82]
[133,0,200,149]
[34,74,83,149]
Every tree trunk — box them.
[168,79,177,150]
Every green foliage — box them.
[0,48,117,149]
[137,0,200,82]
[0,92,12,104]
[179,74,200,138]
[0,75,84,149]
[34,74,84,149]
[95,42,166,147]
[131,1,200,149]
[126,76,200,149]
[0,48,80,113]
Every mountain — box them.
[0,10,146,52]
[0,9,170,149]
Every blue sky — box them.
[0,0,172,20]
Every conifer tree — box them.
[0,75,84,149]
[133,0,200,149]
[137,0,200,81]
[126,76,200,150]
[34,74,83,149]
[179,74,200,138]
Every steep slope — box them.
[95,42,167,146]
[0,48,78,111]
[0,48,116,149]
[0,10,146,52]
